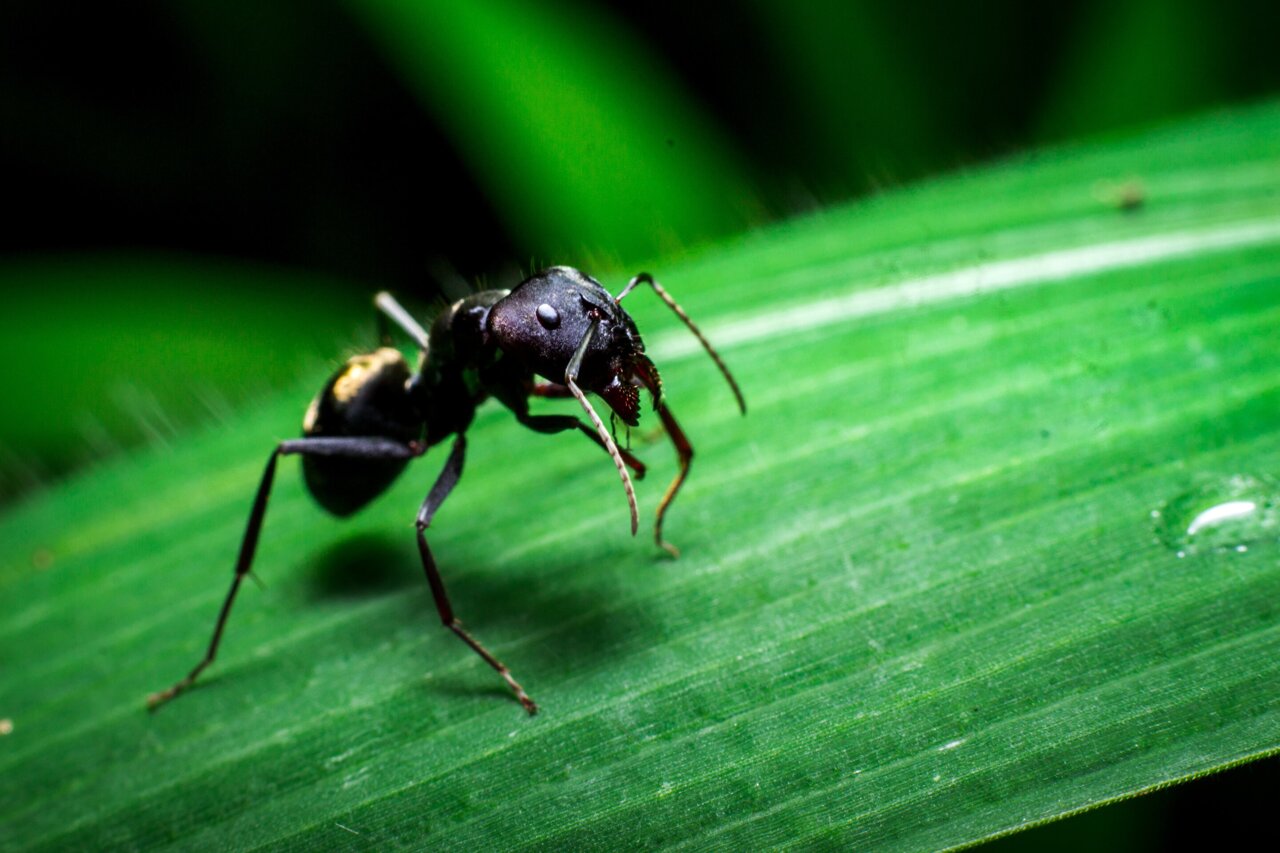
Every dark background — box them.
[7,1,1279,296]
[2,1,1277,847]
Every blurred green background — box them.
[2,0,1278,846]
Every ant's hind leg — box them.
[413,435,538,715]
[145,449,282,709]
[147,436,424,710]
[374,291,430,352]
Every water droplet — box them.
[1155,475,1280,556]
[1186,500,1257,536]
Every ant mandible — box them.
[147,266,745,715]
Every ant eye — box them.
[535,303,560,329]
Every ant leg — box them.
[414,436,538,715]
[374,291,430,352]
[147,436,424,710]
[629,362,695,557]
[516,412,647,479]
[649,403,694,558]
[494,380,645,476]
[530,381,573,398]
[565,318,639,535]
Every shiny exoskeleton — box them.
[147,266,745,714]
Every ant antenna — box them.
[615,274,746,414]
[565,317,639,535]
[374,291,430,353]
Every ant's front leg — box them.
[649,403,693,558]
[497,382,646,478]
[413,435,538,714]
[547,381,694,557]
[530,380,573,399]
[147,436,424,710]
[516,412,647,480]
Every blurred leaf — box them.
[1038,0,1223,140]
[344,0,758,264]
[0,255,364,499]
[3,102,1280,849]
[746,0,943,194]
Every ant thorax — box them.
[412,290,511,444]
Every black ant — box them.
[147,266,745,715]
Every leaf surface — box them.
[3,103,1280,850]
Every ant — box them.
[147,266,745,715]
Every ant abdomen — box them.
[301,347,421,516]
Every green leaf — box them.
[744,0,945,194]
[0,255,365,500]
[343,0,758,264]
[3,102,1280,850]
[1037,0,1224,141]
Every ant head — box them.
[488,266,659,426]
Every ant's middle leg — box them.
[147,436,424,710]
[413,435,538,715]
